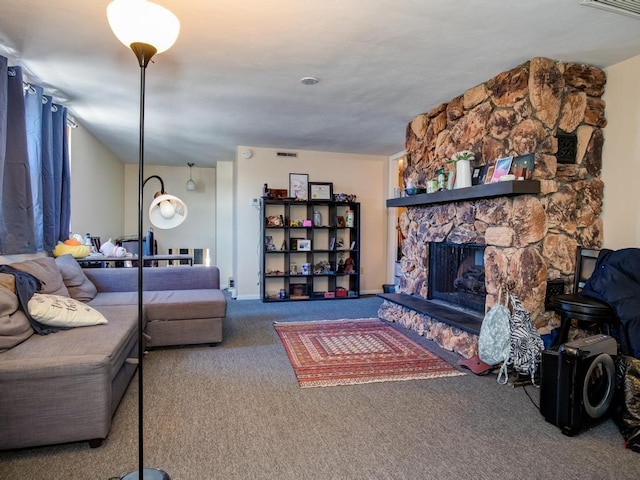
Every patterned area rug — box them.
[274,318,464,388]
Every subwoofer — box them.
[540,334,617,436]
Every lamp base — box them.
[121,468,171,480]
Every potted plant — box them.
[449,150,475,189]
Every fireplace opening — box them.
[428,242,486,314]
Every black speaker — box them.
[540,334,617,436]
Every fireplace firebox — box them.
[428,242,486,314]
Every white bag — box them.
[478,288,511,367]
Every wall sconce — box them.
[186,162,196,191]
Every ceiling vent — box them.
[581,0,640,20]
[276,151,298,158]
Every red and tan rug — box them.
[274,318,464,388]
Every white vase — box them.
[455,159,472,189]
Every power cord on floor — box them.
[522,383,540,411]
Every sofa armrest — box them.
[84,266,221,292]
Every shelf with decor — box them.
[261,199,360,302]
[386,180,540,208]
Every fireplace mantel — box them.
[386,180,540,208]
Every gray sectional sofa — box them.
[0,255,226,450]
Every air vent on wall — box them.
[276,152,298,158]
[581,0,640,20]
[556,133,578,164]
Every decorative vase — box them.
[455,159,472,189]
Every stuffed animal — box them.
[99,239,128,257]
[52,236,91,258]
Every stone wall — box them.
[399,57,607,328]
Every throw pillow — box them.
[27,293,108,328]
[54,254,98,302]
[0,285,34,352]
[11,257,69,297]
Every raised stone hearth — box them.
[380,58,606,357]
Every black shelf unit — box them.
[261,198,360,302]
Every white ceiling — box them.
[1,0,639,168]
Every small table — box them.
[76,254,194,267]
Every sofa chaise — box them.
[0,255,226,450]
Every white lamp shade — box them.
[107,0,180,53]
[186,179,196,191]
[149,194,188,229]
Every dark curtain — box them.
[52,103,71,243]
[0,55,70,255]
[1,63,35,254]
[41,95,56,251]
[25,84,44,251]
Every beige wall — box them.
[123,164,216,260]
[602,54,640,249]
[69,122,124,241]
[216,161,234,287]
[234,146,388,299]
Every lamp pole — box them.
[125,41,170,480]
[107,2,180,479]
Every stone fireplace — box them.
[379,57,607,358]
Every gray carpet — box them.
[2,296,640,480]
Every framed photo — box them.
[297,239,311,251]
[511,153,534,180]
[491,156,513,183]
[471,166,483,186]
[289,173,309,200]
[265,235,275,251]
[309,182,333,201]
[290,237,304,251]
[483,164,495,184]
[336,215,346,228]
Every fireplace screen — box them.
[428,242,486,313]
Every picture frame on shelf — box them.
[309,181,333,201]
[336,215,346,228]
[297,239,311,251]
[289,173,309,200]
[265,236,276,251]
[483,163,495,184]
[491,156,513,183]
[290,237,304,251]
[510,153,534,180]
[471,166,483,186]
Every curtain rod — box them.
[21,80,77,128]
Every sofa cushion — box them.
[0,285,33,352]
[28,293,108,328]
[144,289,227,321]
[11,257,69,296]
[88,291,138,307]
[0,276,19,317]
[88,289,226,320]
[54,254,97,302]
[0,304,136,362]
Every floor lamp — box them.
[107,2,181,479]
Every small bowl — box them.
[405,187,419,196]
